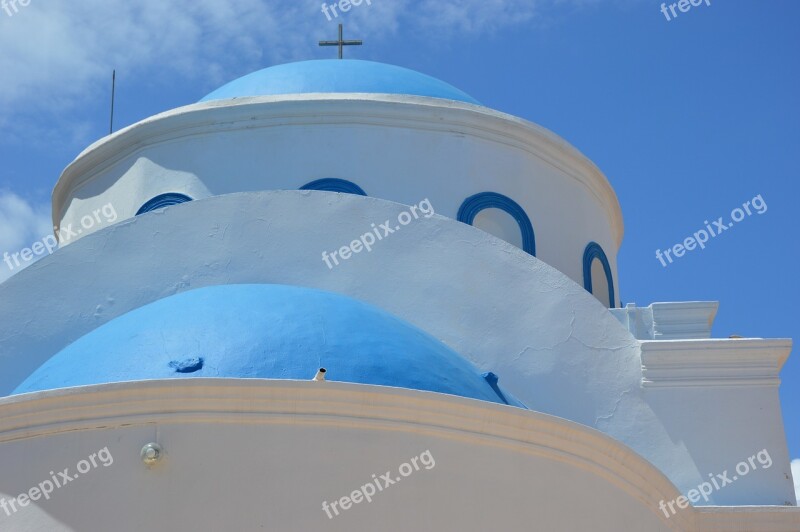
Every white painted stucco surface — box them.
[0,191,794,507]
[0,380,796,531]
[52,94,622,299]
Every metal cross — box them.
[319,24,362,59]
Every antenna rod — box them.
[109,70,116,135]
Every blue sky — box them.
[0,0,798,496]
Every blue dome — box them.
[200,60,481,105]
[13,285,521,406]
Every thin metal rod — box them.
[109,70,116,135]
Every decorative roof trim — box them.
[640,339,792,388]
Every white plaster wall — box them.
[52,94,622,304]
[636,385,795,506]
[0,380,720,532]
[472,208,524,249]
[1,381,796,531]
[0,191,793,506]
[591,258,611,307]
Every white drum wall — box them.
[53,95,623,304]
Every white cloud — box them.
[0,0,273,112]
[0,192,53,284]
[792,459,800,505]
[409,0,537,35]
[0,0,573,119]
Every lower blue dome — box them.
[13,284,521,406]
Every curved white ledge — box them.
[1,380,796,531]
[0,379,690,531]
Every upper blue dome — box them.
[200,60,481,105]
[13,284,521,407]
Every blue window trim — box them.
[457,192,536,256]
[583,242,616,308]
[136,193,193,215]
[300,178,367,196]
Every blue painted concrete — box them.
[457,191,536,256]
[583,242,616,308]
[136,193,193,215]
[13,284,522,406]
[300,178,367,196]
[200,60,481,105]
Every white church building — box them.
[0,58,797,530]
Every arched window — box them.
[583,242,616,308]
[299,178,367,196]
[457,192,536,256]
[136,193,193,215]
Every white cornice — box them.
[613,301,720,340]
[51,93,624,247]
[640,338,793,388]
[652,301,719,340]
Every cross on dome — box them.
[319,24,362,59]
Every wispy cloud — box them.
[0,0,595,276]
[0,0,577,120]
[409,0,537,34]
[0,192,52,284]
[0,0,272,113]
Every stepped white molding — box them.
[640,338,792,388]
[612,301,718,340]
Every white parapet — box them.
[611,301,719,340]
[640,338,791,388]
[638,338,796,507]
